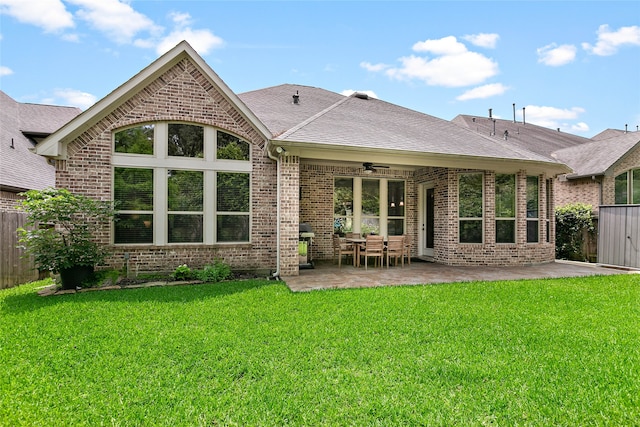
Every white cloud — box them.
[522,105,586,130]
[0,66,13,76]
[582,24,640,56]
[386,51,499,87]
[570,122,590,133]
[367,36,499,88]
[537,43,577,66]
[456,83,509,101]
[360,61,389,72]
[68,0,161,44]
[155,27,224,56]
[412,35,467,55]
[0,0,74,33]
[341,89,378,99]
[53,88,96,109]
[463,33,499,49]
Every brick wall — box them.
[555,177,601,211]
[0,191,24,212]
[55,57,278,274]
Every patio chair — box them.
[362,235,384,270]
[332,234,356,267]
[386,235,405,268]
[402,234,412,265]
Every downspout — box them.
[267,143,282,280]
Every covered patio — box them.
[284,259,634,292]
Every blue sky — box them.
[1,1,639,137]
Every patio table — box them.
[346,237,388,267]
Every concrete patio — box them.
[284,259,637,292]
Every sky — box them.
[1,1,639,138]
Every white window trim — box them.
[112,122,251,246]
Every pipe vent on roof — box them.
[292,90,300,104]
[354,92,369,100]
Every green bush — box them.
[171,264,194,281]
[556,203,596,261]
[196,261,232,283]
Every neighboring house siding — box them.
[54,58,278,274]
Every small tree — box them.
[555,203,596,261]
[17,188,115,275]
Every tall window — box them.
[334,178,354,235]
[495,174,516,243]
[615,169,640,204]
[546,179,552,243]
[333,177,405,236]
[387,180,405,236]
[112,123,251,244]
[361,179,380,235]
[168,170,203,243]
[459,173,483,243]
[216,172,250,242]
[526,176,539,243]
[113,167,154,244]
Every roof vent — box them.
[354,92,369,100]
[292,91,299,104]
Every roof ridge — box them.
[275,94,349,139]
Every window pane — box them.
[168,170,203,211]
[362,179,380,216]
[361,218,380,236]
[387,218,404,236]
[217,172,249,212]
[633,170,640,204]
[526,176,539,218]
[168,123,204,158]
[114,125,154,154]
[168,214,203,243]
[334,178,353,216]
[527,220,539,243]
[460,220,482,243]
[217,215,249,242]
[496,220,515,243]
[388,180,405,217]
[334,217,353,235]
[615,173,628,204]
[114,168,153,211]
[495,174,515,217]
[459,173,483,218]
[114,214,153,244]
[217,131,249,160]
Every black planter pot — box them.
[59,265,95,290]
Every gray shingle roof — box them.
[552,131,640,178]
[452,114,591,157]
[240,86,565,166]
[0,91,81,192]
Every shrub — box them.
[196,261,232,283]
[171,264,194,281]
[556,203,596,261]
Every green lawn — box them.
[1,275,639,426]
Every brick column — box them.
[279,155,300,276]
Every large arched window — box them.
[615,169,640,204]
[112,123,251,245]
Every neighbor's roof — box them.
[591,128,628,141]
[452,114,591,157]
[240,85,570,173]
[0,91,81,193]
[552,131,640,178]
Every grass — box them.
[1,275,639,426]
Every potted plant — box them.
[17,188,115,289]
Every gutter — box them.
[266,141,283,280]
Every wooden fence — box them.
[598,205,640,269]
[1,211,38,289]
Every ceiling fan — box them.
[362,162,390,174]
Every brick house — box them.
[453,115,640,213]
[0,91,81,211]
[36,41,576,277]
